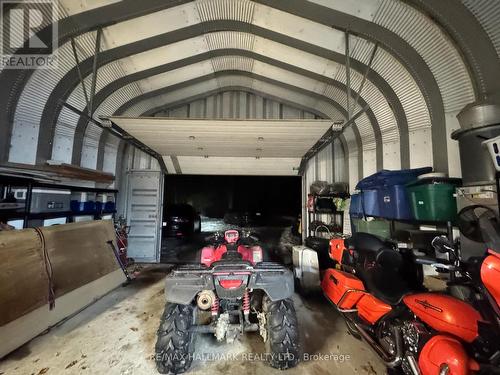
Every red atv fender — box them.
[201,244,263,267]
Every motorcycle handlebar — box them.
[432,235,454,254]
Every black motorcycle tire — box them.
[263,296,301,369]
[155,303,196,374]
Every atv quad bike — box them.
[155,229,301,374]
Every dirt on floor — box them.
[1,223,385,375]
[0,264,385,375]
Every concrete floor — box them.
[0,223,386,375]
[0,266,385,375]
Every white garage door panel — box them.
[176,156,301,176]
[111,117,335,168]
[111,117,336,175]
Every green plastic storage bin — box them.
[407,183,457,222]
[352,218,391,239]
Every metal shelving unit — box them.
[0,174,118,228]
[307,193,349,237]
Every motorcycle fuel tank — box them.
[481,251,500,308]
[403,293,482,343]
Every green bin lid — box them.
[406,177,462,187]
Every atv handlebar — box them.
[204,230,260,245]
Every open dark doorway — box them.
[161,175,302,264]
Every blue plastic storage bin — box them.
[95,201,115,213]
[70,200,96,213]
[104,201,116,212]
[378,185,412,220]
[362,190,382,217]
[349,193,363,218]
[376,167,431,220]
[356,170,386,190]
[378,167,432,186]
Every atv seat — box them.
[221,243,243,261]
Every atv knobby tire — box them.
[263,296,301,369]
[155,303,196,374]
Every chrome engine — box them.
[401,320,431,375]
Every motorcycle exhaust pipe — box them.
[349,317,403,368]
[407,354,421,375]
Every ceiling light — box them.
[189,136,195,140]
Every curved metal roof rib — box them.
[0,0,192,162]
[61,47,405,171]
[40,24,407,169]
[9,1,432,172]
[407,0,500,99]
[252,0,446,170]
[1,0,499,179]
[70,61,385,167]
[119,75,365,178]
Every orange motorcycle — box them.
[321,207,500,374]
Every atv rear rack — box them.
[165,262,294,304]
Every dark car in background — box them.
[162,204,201,237]
[223,210,263,227]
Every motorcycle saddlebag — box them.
[321,269,365,309]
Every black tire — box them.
[263,296,301,370]
[305,236,329,252]
[155,303,196,374]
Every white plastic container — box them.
[292,245,320,293]
[482,135,500,172]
